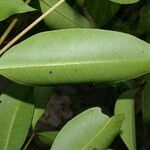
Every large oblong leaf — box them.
[51,107,124,150]
[40,0,91,29]
[0,83,34,150]
[0,0,35,21]
[115,90,136,150]
[0,29,150,85]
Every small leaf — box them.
[115,90,136,150]
[84,0,120,27]
[32,86,53,128]
[51,107,124,150]
[0,83,34,150]
[0,29,150,85]
[37,131,58,145]
[0,0,36,21]
[39,0,91,29]
[110,0,139,4]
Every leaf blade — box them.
[51,107,124,150]
[0,29,150,85]
[110,0,139,4]
[0,83,34,150]
[115,90,136,150]
[32,86,53,128]
[40,0,91,29]
[37,131,58,145]
[0,0,35,21]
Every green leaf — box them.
[115,90,136,150]
[75,0,85,6]
[0,83,34,150]
[0,29,150,85]
[143,76,150,127]
[39,0,91,29]
[37,131,58,145]
[110,0,139,4]
[51,107,124,150]
[32,86,53,128]
[140,0,150,33]
[84,0,120,27]
[0,0,36,21]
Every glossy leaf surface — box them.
[0,0,35,21]
[0,83,34,150]
[85,0,120,27]
[32,86,53,128]
[110,0,139,4]
[0,29,150,85]
[39,0,91,29]
[51,107,124,150]
[37,131,58,145]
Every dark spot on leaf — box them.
[142,51,144,53]
[0,100,2,103]
[75,69,78,72]
[49,71,53,74]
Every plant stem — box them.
[0,19,18,45]
[0,0,65,56]
[23,131,35,150]
[0,0,32,46]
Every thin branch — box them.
[0,0,32,46]
[23,131,35,150]
[0,0,65,55]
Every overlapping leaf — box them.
[115,90,136,150]
[110,0,139,4]
[51,107,124,150]
[37,131,58,145]
[140,0,150,33]
[0,83,34,150]
[39,0,91,29]
[0,29,150,85]
[143,75,150,128]
[84,0,120,27]
[0,0,35,21]
[32,86,53,128]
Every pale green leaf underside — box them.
[40,0,91,29]
[51,107,124,150]
[0,83,34,150]
[110,0,139,4]
[115,90,136,150]
[0,29,150,85]
[0,0,35,21]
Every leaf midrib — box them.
[41,0,86,27]
[0,59,149,70]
